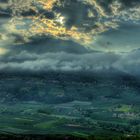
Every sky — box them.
[0,0,140,75]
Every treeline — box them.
[0,134,139,140]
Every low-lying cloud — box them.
[0,50,140,76]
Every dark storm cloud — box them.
[52,0,140,31]
[54,0,94,30]
[120,0,140,7]
[0,0,140,76]
[1,0,139,29]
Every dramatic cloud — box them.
[0,0,140,75]
[1,0,140,46]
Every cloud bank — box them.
[0,49,140,76]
